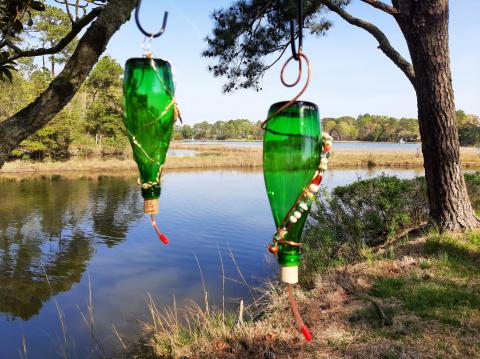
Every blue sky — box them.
[103,0,480,125]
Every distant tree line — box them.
[323,112,479,144]
[173,120,263,141]
[323,115,420,142]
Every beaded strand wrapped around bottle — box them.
[123,56,180,244]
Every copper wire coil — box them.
[261,51,311,130]
[278,239,303,247]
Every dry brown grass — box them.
[329,146,480,168]
[134,232,480,359]
[2,144,480,173]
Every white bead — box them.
[293,211,302,219]
[289,215,298,224]
[321,158,328,166]
[306,192,314,199]
[309,184,320,193]
[320,163,328,171]
[299,202,308,211]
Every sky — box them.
[101,0,480,125]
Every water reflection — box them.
[0,168,423,358]
[0,175,143,320]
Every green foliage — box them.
[86,55,122,98]
[203,0,331,92]
[1,1,45,79]
[310,175,428,247]
[457,110,480,146]
[300,173,480,286]
[1,1,104,81]
[84,56,127,154]
[0,55,129,160]
[32,5,78,74]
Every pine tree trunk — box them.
[398,0,479,230]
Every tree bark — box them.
[0,0,137,168]
[396,0,479,230]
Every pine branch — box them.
[320,0,415,85]
[360,0,398,15]
[0,7,102,66]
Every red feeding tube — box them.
[288,284,312,342]
[150,215,169,244]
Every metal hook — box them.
[290,0,304,61]
[135,0,168,38]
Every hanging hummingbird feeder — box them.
[262,0,333,342]
[123,0,181,245]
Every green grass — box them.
[370,233,480,327]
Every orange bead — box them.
[268,244,279,254]
[323,143,331,152]
[312,174,322,185]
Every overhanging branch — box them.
[0,7,102,66]
[360,0,398,15]
[321,0,415,86]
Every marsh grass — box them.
[3,144,480,173]
[133,248,285,359]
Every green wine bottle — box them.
[263,101,322,283]
[123,57,175,215]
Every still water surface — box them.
[0,168,423,358]
[180,140,423,151]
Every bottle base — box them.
[144,199,159,214]
[280,266,299,284]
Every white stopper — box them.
[309,184,320,193]
[280,266,299,284]
[289,215,298,224]
[293,211,302,219]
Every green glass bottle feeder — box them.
[123,57,178,244]
[263,99,333,342]
[263,101,322,281]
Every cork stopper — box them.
[280,266,299,284]
[144,199,159,214]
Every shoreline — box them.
[1,144,480,174]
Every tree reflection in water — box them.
[0,175,143,320]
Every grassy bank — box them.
[124,175,480,358]
[129,231,480,359]
[2,144,480,173]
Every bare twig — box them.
[360,0,399,15]
[320,0,415,85]
[353,295,394,326]
[194,255,209,316]
[217,246,226,324]
[112,324,128,352]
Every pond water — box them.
[0,168,423,358]
[178,140,423,151]
[168,149,198,157]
